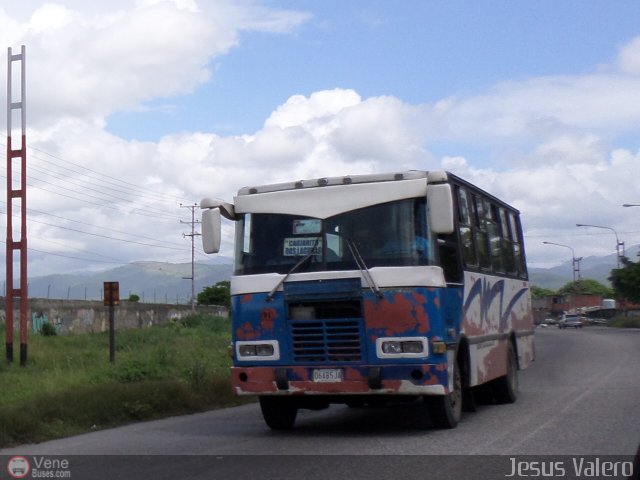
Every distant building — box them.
[550,293,603,317]
[533,294,607,323]
[534,293,640,322]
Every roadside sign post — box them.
[103,281,120,363]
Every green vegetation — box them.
[608,316,640,329]
[556,279,615,297]
[610,257,640,303]
[530,285,555,298]
[128,293,141,302]
[0,315,247,448]
[531,279,615,298]
[197,280,231,307]
[40,321,58,337]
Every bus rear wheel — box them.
[492,342,518,404]
[425,359,462,429]
[259,396,298,430]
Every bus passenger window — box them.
[489,204,505,273]
[473,196,491,270]
[456,186,477,267]
[509,212,526,278]
[499,208,516,275]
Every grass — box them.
[608,316,640,328]
[0,315,249,448]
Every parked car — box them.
[558,314,584,329]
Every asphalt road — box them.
[2,327,639,479]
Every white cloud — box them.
[616,36,640,76]
[2,2,640,278]
[2,0,310,128]
[428,73,640,146]
[265,89,362,129]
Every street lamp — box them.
[622,204,640,208]
[575,223,625,268]
[542,241,582,283]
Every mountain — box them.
[27,259,233,303]
[528,244,639,290]
[25,244,639,301]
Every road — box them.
[2,327,639,479]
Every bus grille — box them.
[290,318,362,363]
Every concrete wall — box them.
[0,298,228,335]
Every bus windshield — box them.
[234,198,434,275]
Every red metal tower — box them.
[5,45,28,365]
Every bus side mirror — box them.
[428,184,454,234]
[201,208,222,254]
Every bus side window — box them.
[456,186,477,268]
[488,204,505,273]
[473,195,491,270]
[509,212,526,278]
[500,208,517,275]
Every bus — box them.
[200,170,534,429]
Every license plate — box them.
[312,368,344,383]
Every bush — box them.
[179,313,208,328]
[112,359,160,383]
[608,316,640,328]
[0,317,242,448]
[179,314,229,334]
[0,380,209,446]
[187,360,209,393]
[40,322,58,337]
[197,281,230,307]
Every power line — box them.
[0,207,186,251]
[24,162,183,219]
[29,217,187,251]
[0,239,125,265]
[26,144,189,203]
[0,170,182,221]
[0,143,219,269]
[1,143,189,221]
[0,202,185,247]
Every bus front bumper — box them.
[231,365,448,396]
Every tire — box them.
[460,354,477,412]
[259,396,298,430]
[473,384,496,405]
[425,359,462,429]
[345,398,366,408]
[492,341,518,404]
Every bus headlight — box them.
[400,341,425,354]
[376,337,429,358]
[236,340,280,361]
[381,341,403,355]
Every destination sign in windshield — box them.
[283,237,322,256]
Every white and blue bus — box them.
[201,170,534,429]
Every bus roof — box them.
[237,170,447,196]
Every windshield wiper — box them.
[346,237,383,299]
[266,238,319,302]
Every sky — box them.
[2,0,640,283]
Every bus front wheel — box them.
[259,396,298,430]
[425,359,462,429]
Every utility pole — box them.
[6,45,28,365]
[180,203,201,312]
[576,223,625,269]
